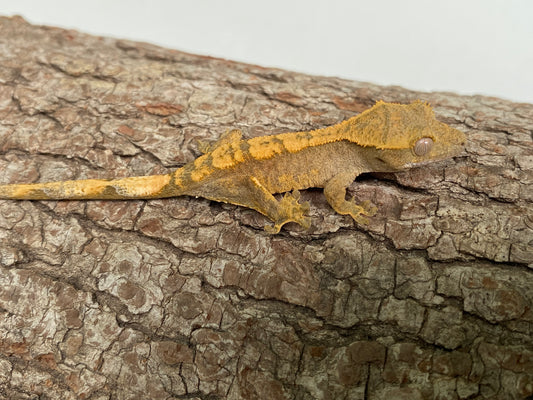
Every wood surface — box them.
[0,16,532,400]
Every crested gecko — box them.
[0,100,465,233]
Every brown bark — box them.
[0,16,532,400]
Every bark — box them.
[0,16,532,400]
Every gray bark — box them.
[0,16,532,400]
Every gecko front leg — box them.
[323,171,377,225]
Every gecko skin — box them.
[0,101,465,233]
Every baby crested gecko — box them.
[0,100,465,233]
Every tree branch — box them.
[0,16,532,399]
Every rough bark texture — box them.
[0,16,532,400]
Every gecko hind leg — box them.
[324,172,377,225]
[247,177,310,233]
[195,176,310,233]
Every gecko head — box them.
[395,117,466,170]
[351,100,466,171]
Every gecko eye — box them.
[413,137,433,156]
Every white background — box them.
[1,0,532,104]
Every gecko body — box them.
[0,101,465,233]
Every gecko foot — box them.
[346,199,377,225]
[264,190,311,234]
[329,197,377,225]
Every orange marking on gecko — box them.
[211,140,245,169]
[248,136,285,160]
[190,156,214,182]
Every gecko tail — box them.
[0,173,183,200]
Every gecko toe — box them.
[264,223,282,234]
[262,191,311,233]
[359,200,377,216]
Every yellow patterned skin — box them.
[0,101,466,233]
